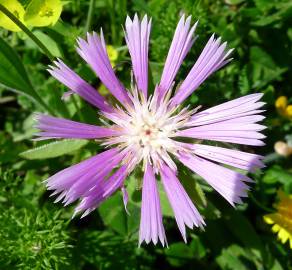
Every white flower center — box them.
[127,111,170,150]
[102,86,196,172]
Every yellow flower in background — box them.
[275,96,287,108]
[0,0,25,32]
[286,105,292,118]
[275,96,292,119]
[106,45,118,67]
[24,0,63,27]
[264,190,292,249]
[0,0,62,32]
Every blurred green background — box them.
[0,0,292,269]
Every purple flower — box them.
[35,14,265,246]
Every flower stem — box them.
[249,193,274,213]
[0,4,54,61]
[108,0,117,43]
[84,0,95,33]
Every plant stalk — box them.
[85,0,95,33]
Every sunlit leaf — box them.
[33,30,63,57]
[19,139,88,160]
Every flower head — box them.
[264,190,292,249]
[24,0,63,27]
[35,14,265,246]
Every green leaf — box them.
[249,46,287,89]
[263,165,292,185]
[0,36,48,109]
[180,171,207,208]
[216,245,255,270]
[99,193,127,235]
[270,259,284,270]
[165,243,194,267]
[238,66,250,95]
[158,181,174,217]
[190,234,207,259]
[19,139,88,160]
[32,30,63,58]
[201,201,222,220]
[224,209,266,261]
[250,46,276,69]
[225,0,246,5]
[126,172,174,218]
[99,192,140,237]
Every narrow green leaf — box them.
[224,209,266,261]
[180,172,207,208]
[190,234,207,259]
[165,243,193,267]
[19,140,88,160]
[32,30,63,58]
[0,36,50,111]
[158,181,174,217]
[99,193,127,235]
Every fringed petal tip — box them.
[61,91,74,101]
[121,186,130,215]
[178,153,252,208]
[76,30,130,105]
[139,164,167,247]
[32,112,43,121]
[43,148,122,207]
[46,56,113,112]
[160,164,205,242]
[179,93,266,146]
[70,164,129,219]
[47,58,68,74]
[171,34,234,106]
[138,237,168,248]
[189,144,265,173]
[125,13,151,97]
[158,14,198,100]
